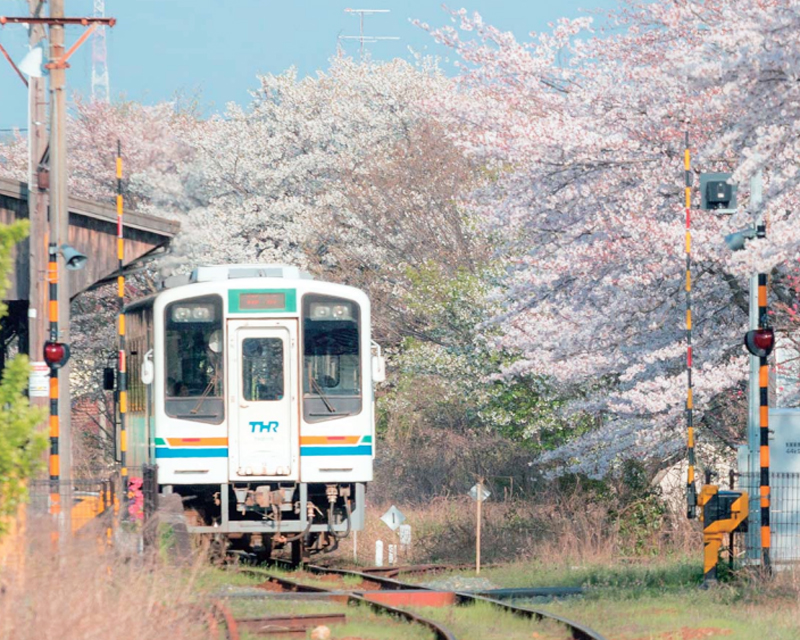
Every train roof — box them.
[124,264,363,314]
[163,264,314,288]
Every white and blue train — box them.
[124,264,384,559]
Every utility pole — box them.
[2,0,114,541]
[48,0,72,496]
[723,169,772,569]
[747,170,771,572]
[27,0,49,411]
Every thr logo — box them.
[249,420,279,433]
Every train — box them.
[123,264,384,561]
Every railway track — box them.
[213,563,608,640]
[212,567,456,640]
[206,601,240,640]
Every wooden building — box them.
[0,176,180,364]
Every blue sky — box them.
[0,0,619,130]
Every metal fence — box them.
[25,464,160,552]
[28,475,116,535]
[737,472,800,565]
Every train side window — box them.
[302,294,362,423]
[164,295,224,424]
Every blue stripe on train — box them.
[155,448,229,458]
[300,445,373,456]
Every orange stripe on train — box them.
[167,437,229,447]
[300,436,361,445]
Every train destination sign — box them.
[228,289,297,313]
[240,292,285,310]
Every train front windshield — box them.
[164,295,224,424]
[303,294,362,422]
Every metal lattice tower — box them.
[91,0,110,103]
[339,9,398,60]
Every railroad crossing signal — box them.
[699,172,737,213]
[745,328,775,358]
[43,341,70,369]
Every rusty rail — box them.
[207,601,239,640]
[236,613,346,636]
[238,568,457,640]
[309,564,608,640]
[239,565,608,640]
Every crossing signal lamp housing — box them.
[43,341,71,369]
[699,172,737,213]
[744,328,774,358]
[706,181,733,209]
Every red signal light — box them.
[744,328,775,358]
[43,341,71,369]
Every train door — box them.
[227,319,298,480]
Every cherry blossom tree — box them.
[8,2,800,480]
[320,118,485,344]
[0,97,204,214]
[421,1,800,474]
[0,133,26,182]
[179,57,457,270]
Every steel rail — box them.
[455,592,605,640]
[305,564,608,640]
[349,592,458,640]
[358,563,463,577]
[207,601,240,640]
[238,568,457,640]
[306,563,419,590]
[242,569,331,593]
[473,586,584,599]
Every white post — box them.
[476,477,483,575]
[375,540,384,567]
[399,524,412,561]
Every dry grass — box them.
[323,493,697,568]
[410,600,567,640]
[5,502,799,640]
[0,519,208,640]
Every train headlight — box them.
[310,303,331,319]
[310,302,352,320]
[171,304,216,323]
[332,304,351,319]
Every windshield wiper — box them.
[310,377,336,413]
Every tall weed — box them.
[0,519,207,640]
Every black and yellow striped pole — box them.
[684,132,697,520]
[47,244,60,523]
[116,140,129,518]
[757,269,770,571]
